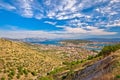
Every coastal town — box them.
[27,39,119,63]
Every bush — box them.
[16,74,20,79]
[10,70,15,76]
[71,61,80,65]
[23,69,28,76]
[1,77,5,80]
[8,69,15,79]
[63,60,82,66]
[62,61,70,65]
[48,68,61,75]
[98,44,120,56]
[31,71,37,76]
[17,66,24,75]
[87,55,94,60]
[116,75,120,78]
[39,76,52,80]
[8,73,13,79]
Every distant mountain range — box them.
[3,37,120,44]
[85,38,120,42]
[3,37,49,42]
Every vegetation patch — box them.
[98,44,120,56]
[116,75,120,78]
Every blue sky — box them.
[0,0,120,39]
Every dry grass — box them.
[0,39,62,80]
[0,38,95,80]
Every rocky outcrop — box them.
[71,55,115,80]
[54,54,116,80]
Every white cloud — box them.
[16,0,34,18]
[56,13,83,20]
[56,25,67,28]
[44,21,56,25]
[35,14,44,19]
[64,27,87,34]
[2,0,119,25]
[0,1,16,10]
[110,0,120,3]
[0,25,117,39]
[0,30,79,39]
[64,26,117,35]
[47,11,56,18]
[44,0,51,6]
[107,20,120,27]
[67,19,89,27]
[96,6,118,16]
[86,26,117,35]
[0,30,58,39]
[89,29,117,35]
[0,0,120,38]
[63,0,77,11]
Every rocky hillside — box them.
[0,38,95,80]
[51,45,120,80]
[1,38,119,80]
[62,52,117,80]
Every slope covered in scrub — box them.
[50,44,120,80]
[0,38,95,80]
[0,38,62,80]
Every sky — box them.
[0,0,120,39]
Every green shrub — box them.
[0,70,2,73]
[62,75,67,80]
[98,44,120,56]
[1,77,5,80]
[8,78,12,80]
[62,61,70,65]
[8,69,15,79]
[63,60,82,66]
[71,61,79,65]
[23,69,28,75]
[87,55,94,60]
[31,71,37,76]
[10,70,15,76]
[16,74,20,79]
[17,66,24,75]
[116,75,120,78]
[8,73,13,79]
[48,67,66,75]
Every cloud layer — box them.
[0,0,120,39]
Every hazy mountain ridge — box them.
[85,38,120,42]
[3,37,49,43]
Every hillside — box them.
[1,38,119,80]
[0,38,95,80]
[60,39,92,45]
[49,44,120,80]
[0,38,64,80]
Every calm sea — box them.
[31,40,62,46]
[31,40,113,51]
